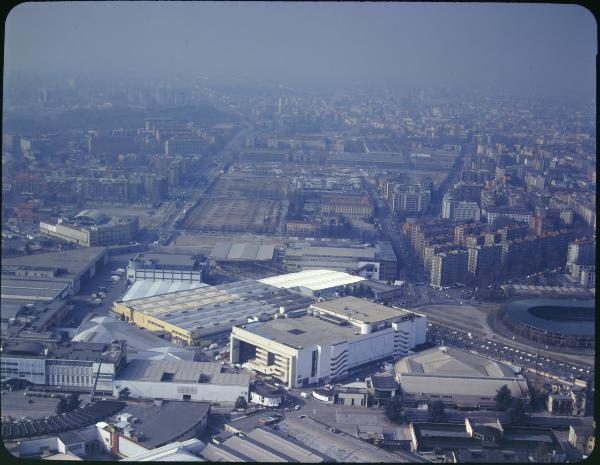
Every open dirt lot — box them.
[184,197,281,233]
[210,172,287,199]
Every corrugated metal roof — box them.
[211,242,275,261]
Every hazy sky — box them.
[4,2,597,97]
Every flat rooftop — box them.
[130,253,198,269]
[117,359,250,387]
[311,296,413,324]
[109,401,210,449]
[1,278,69,301]
[258,269,365,292]
[2,339,122,363]
[237,314,357,349]
[2,247,108,278]
[287,245,377,259]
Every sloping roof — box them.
[73,316,195,361]
[395,347,529,398]
[258,269,364,291]
[211,242,275,261]
[122,280,207,302]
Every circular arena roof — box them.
[503,298,595,337]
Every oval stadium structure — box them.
[501,298,595,349]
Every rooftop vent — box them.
[288,329,306,335]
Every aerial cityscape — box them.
[1,2,596,463]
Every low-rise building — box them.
[0,339,127,393]
[112,279,313,345]
[40,213,138,247]
[568,420,595,456]
[395,347,529,409]
[112,359,249,403]
[249,382,283,407]
[285,240,397,281]
[201,425,332,462]
[409,418,566,462]
[126,253,204,283]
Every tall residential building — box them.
[442,194,480,222]
[391,183,430,214]
[430,249,469,287]
[467,244,502,277]
[566,239,596,272]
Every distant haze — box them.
[4,1,597,98]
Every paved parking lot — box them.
[1,390,59,420]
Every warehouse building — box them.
[40,211,138,247]
[112,359,250,403]
[1,246,109,295]
[120,279,207,302]
[409,418,565,462]
[201,425,332,462]
[230,296,426,387]
[126,253,205,283]
[0,339,127,394]
[285,240,397,281]
[395,347,529,409]
[112,279,313,345]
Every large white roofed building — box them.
[230,296,426,388]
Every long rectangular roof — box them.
[238,314,356,349]
[201,426,331,463]
[258,269,364,291]
[120,279,313,336]
[212,242,275,261]
[117,359,250,386]
[2,247,107,277]
[286,245,376,259]
[1,278,69,301]
[122,280,207,302]
[311,296,412,324]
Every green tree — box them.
[234,396,247,410]
[495,384,514,411]
[66,394,81,411]
[507,398,528,426]
[384,396,404,423]
[56,397,69,415]
[429,400,447,422]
